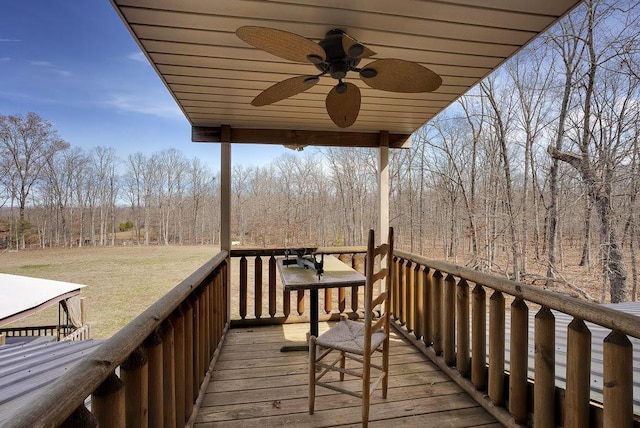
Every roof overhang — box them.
[110,0,583,148]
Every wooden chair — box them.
[309,227,394,427]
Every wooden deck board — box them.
[195,323,498,427]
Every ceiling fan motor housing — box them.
[316,29,361,79]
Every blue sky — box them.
[1,1,289,170]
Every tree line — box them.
[1,0,639,303]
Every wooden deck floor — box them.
[194,323,500,427]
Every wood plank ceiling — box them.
[110,0,582,147]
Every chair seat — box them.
[316,319,387,355]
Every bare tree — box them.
[0,113,69,249]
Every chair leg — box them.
[309,336,317,414]
[382,339,389,398]
[339,351,345,381]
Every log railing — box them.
[3,251,229,427]
[392,249,640,427]
[229,246,367,326]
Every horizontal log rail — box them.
[229,246,367,326]
[0,325,62,338]
[392,249,640,427]
[3,251,229,427]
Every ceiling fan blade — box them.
[252,75,319,106]
[236,26,326,64]
[341,33,376,59]
[360,59,442,93]
[326,82,361,128]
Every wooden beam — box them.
[192,126,411,149]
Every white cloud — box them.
[0,57,10,62]
[30,60,53,67]
[0,38,20,42]
[106,94,183,119]
[127,52,146,62]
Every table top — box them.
[277,255,365,291]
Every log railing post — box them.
[269,255,277,317]
[324,288,332,314]
[172,307,186,425]
[509,298,529,424]
[488,290,505,405]
[255,256,263,319]
[534,306,555,427]
[351,254,361,312]
[142,329,163,428]
[405,260,414,332]
[603,331,633,427]
[121,347,149,428]
[183,300,194,417]
[471,284,486,390]
[338,253,348,313]
[392,256,401,319]
[422,268,432,347]
[456,279,470,377]
[431,270,443,356]
[91,372,125,428]
[443,274,456,366]
[398,258,406,325]
[297,290,305,316]
[413,263,423,339]
[162,319,176,428]
[239,256,247,319]
[564,318,591,428]
[63,405,97,427]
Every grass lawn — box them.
[0,245,219,339]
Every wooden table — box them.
[277,255,365,351]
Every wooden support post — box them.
[431,270,443,356]
[172,307,186,426]
[162,320,176,428]
[269,255,277,317]
[564,318,591,428]
[121,347,149,428]
[255,256,263,318]
[603,331,633,427]
[488,291,505,405]
[456,279,470,377]
[220,135,231,323]
[423,268,432,347]
[398,259,406,325]
[509,298,529,424]
[338,253,348,313]
[142,329,163,428]
[534,306,555,427]
[443,274,456,366]
[91,372,124,428]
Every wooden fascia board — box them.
[192,126,411,149]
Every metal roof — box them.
[0,274,87,327]
[504,302,640,415]
[109,0,583,148]
[0,339,102,423]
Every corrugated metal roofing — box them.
[503,302,640,414]
[0,339,102,423]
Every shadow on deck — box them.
[195,323,500,427]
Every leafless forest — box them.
[1,0,640,303]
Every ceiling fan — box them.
[236,26,442,128]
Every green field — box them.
[0,245,219,338]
